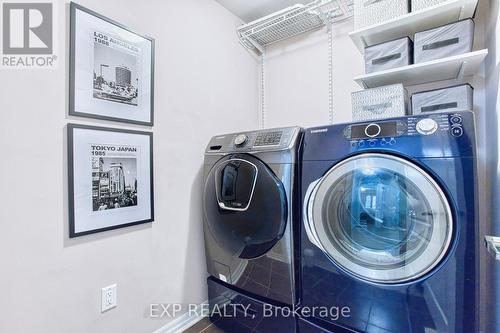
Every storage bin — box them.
[414,19,474,63]
[352,84,408,121]
[412,0,448,12]
[365,37,413,74]
[354,0,410,29]
[412,84,474,114]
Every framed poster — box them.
[68,124,154,237]
[69,2,154,126]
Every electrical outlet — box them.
[101,284,117,312]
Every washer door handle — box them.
[303,178,325,251]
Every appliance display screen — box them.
[254,131,282,147]
[351,122,397,139]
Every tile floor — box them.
[231,255,293,306]
[183,317,225,333]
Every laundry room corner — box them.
[0,0,259,332]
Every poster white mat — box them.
[72,128,152,233]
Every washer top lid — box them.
[205,126,301,155]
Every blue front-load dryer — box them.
[299,111,478,333]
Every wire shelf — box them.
[237,0,354,55]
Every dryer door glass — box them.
[204,154,288,259]
[307,153,453,284]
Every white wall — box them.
[484,1,500,332]
[0,0,258,332]
[262,19,362,128]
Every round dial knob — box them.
[416,118,438,135]
[234,134,248,146]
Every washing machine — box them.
[299,111,478,333]
[203,127,302,332]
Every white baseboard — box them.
[153,301,209,333]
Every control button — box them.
[416,118,438,136]
[451,126,463,137]
[365,124,381,138]
[450,115,462,124]
[234,134,248,146]
[358,140,365,147]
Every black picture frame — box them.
[69,2,155,126]
[68,123,154,238]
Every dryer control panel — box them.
[254,131,283,147]
[205,127,300,154]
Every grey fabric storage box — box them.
[352,84,408,121]
[412,84,474,114]
[411,0,448,11]
[414,19,474,63]
[354,0,409,29]
[365,37,413,74]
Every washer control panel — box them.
[344,113,467,148]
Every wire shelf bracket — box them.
[237,0,353,56]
